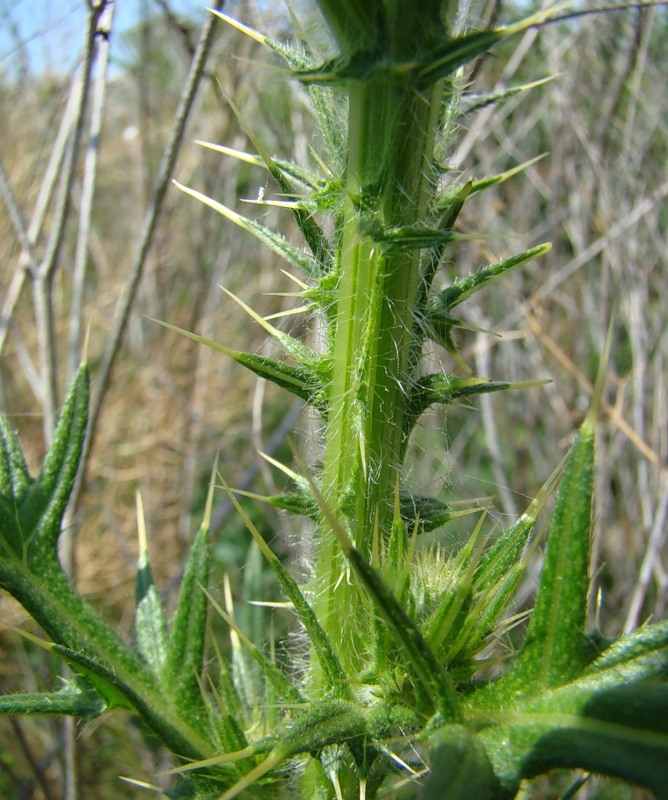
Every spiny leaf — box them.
[150,318,324,405]
[0,414,31,501]
[208,8,347,165]
[404,373,547,438]
[474,460,564,591]
[203,586,304,707]
[0,678,105,719]
[135,492,169,679]
[0,494,22,558]
[196,140,323,192]
[480,681,668,799]
[347,548,459,716]
[507,419,596,693]
[175,181,320,277]
[365,221,456,251]
[467,154,547,197]
[465,562,528,657]
[425,578,473,657]
[293,22,505,90]
[216,472,350,697]
[423,725,502,800]
[461,77,556,115]
[506,325,612,696]
[584,620,668,685]
[212,90,333,274]
[164,476,213,713]
[249,485,469,535]
[429,243,552,313]
[51,646,138,712]
[35,363,89,497]
[413,181,473,329]
[221,287,323,368]
[418,3,575,89]
[16,364,89,566]
[53,645,215,762]
[170,701,369,800]
[299,464,459,717]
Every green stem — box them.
[316,68,444,671]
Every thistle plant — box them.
[1,2,667,799]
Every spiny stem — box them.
[316,64,446,673]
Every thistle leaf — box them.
[216,472,350,696]
[0,679,106,719]
[480,680,668,799]
[474,461,564,591]
[404,373,546,438]
[429,243,552,313]
[151,318,324,405]
[134,492,169,679]
[506,418,596,693]
[196,140,323,193]
[210,90,333,274]
[467,154,547,197]
[0,414,31,501]
[461,78,555,115]
[253,486,465,535]
[584,619,668,685]
[164,477,213,718]
[204,587,304,707]
[220,287,322,368]
[19,364,89,567]
[175,181,320,277]
[53,645,215,761]
[423,725,502,800]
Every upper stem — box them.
[315,42,445,673]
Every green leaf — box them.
[474,518,534,594]
[175,181,320,277]
[480,682,668,800]
[51,645,139,712]
[425,577,473,657]
[465,562,526,657]
[416,29,507,88]
[413,181,473,331]
[204,587,303,709]
[364,221,456,251]
[152,318,324,406]
[217,472,350,697]
[423,725,503,800]
[38,365,89,494]
[505,419,596,695]
[164,528,209,704]
[208,89,334,275]
[404,374,546,439]
[347,547,459,717]
[54,644,215,762]
[293,23,502,91]
[0,414,31,501]
[256,488,461,535]
[429,243,551,314]
[135,493,169,679]
[474,461,562,592]
[461,78,555,115]
[467,155,547,197]
[0,678,105,719]
[195,140,324,194]
[21,364,90,568]
[0,493,22,557]
[584,620,668,685]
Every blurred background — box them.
[0,1,666,797]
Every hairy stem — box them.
[315,11,446,675]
